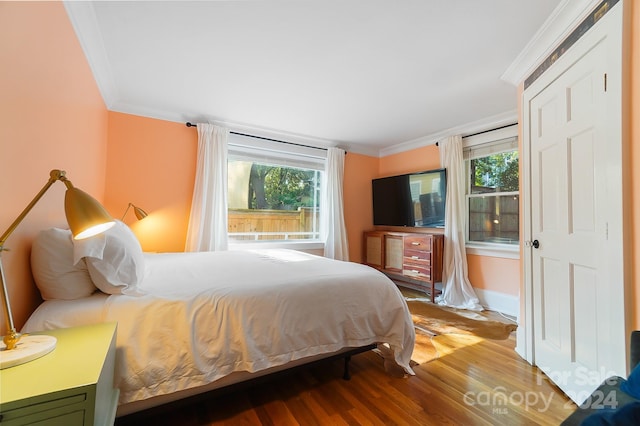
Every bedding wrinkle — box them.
[22,249,415,406]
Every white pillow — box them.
[31,228,97,300]
[74,220,146,295]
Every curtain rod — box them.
[186,122,329,152]
[435,123,517,146]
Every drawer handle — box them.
[411,242,421,246]
[409,270,419,273]
[411,256,420,259]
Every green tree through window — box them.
[470,151,519,194]
[248,164,317,210]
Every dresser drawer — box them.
[403,262,431,281]
[404,235,431,251]
[0,392,87,423]
[404,249,431,264]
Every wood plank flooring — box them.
[115,293,577,425]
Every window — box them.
[464,132,519,248]
[227,133,325,245]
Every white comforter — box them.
[23,249,415,405]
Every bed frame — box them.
[116,344,377,417]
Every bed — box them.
[22,223,415,416]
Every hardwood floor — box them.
[115,294,577,425]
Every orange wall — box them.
[343,153,378,262]
[467,255,519,296]
[0,2,108,331]
[379,145,441,177]
[104,112,197,253]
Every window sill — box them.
[229,240,325,251]
[465,243,520,259]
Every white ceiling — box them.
[65,0,564,156]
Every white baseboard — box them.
[398,282,520,320]
[474,288,519,319]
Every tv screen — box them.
[372,168,446,228]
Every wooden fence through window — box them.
[228,207,319,240]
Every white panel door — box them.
[527,4,626,404]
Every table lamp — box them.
[0,170,115,369]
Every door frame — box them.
[519,0,630,373]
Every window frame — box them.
[226,133,326,251]
[462,126,520,260]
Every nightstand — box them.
[0,322,119,425]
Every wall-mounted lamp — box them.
[121,203,148,221]
[0,170,114,369]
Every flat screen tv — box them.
[372,168,446,228]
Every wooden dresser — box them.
[364,230,444,298]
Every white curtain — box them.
[436,135,483,311]
[185,123,229,252]
[321,147,349,261]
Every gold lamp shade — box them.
[65,187,115,239]
[121,202,148,221]
[132,205,148,220]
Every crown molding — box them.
[378,110,518,158]
[112,101,518,159]
[64,1,118,109]
[501,0,602,85]
[110,102,382,157]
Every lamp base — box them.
[0,334,57,369]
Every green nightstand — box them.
[0,322,119,425]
